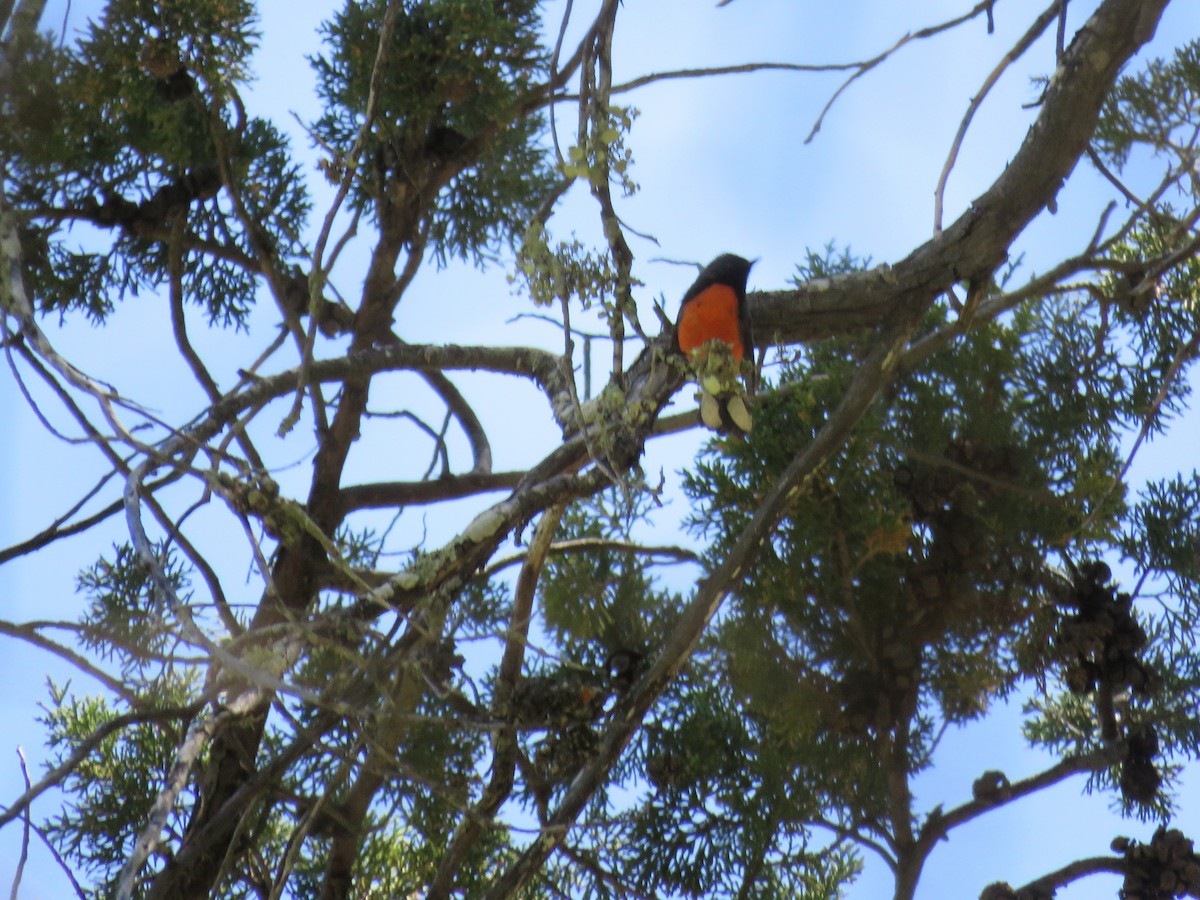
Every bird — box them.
[673,253,755,433]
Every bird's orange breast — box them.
[676,285,744,362]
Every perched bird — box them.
[673,253,755,433]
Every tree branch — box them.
[749,0,1169,348]
[338,470,526,514]
[918,747,1114,850]
[427,502,567,898]
[1015,855,1127,896]
[0,703,202,833]
[485,307,922,897]
[934,0,1064,233]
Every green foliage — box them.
[310,0,556,264]
[1,0,308,325]
[657,236,1200,873]
[77,542,190,682]
[540,490,674,658]
[1095,39,1200,170]
[40,679,196,896]
[617,660,864,898]
[1122,474,1200,606]
[533,490,865,897]
[513,221,618,309]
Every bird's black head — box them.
[701,253,754,291]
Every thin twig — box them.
[9,748,31,900]
[481,537,700,579]
[934,0,1063,233]
[807,0,1000,144]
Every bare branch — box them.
[9,748,31,900]
[918,747,1115,846]
[934,0,1063,233]
[1015,855,1127,896]
[338,470,526,514]
[611,60,860,95]
[806,0,1000,144]
[0,620,134,699]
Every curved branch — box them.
[805,0,1000,143]
[933,0,1064,233]
[338,470,525,514]
[748,0,1169,349]
[418,368,494,475]
[611,60,861,95]
[917,747,1114,848]
[1016,855,1127,896]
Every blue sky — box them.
[4,0,1200,896]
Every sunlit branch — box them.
[481,537,701,579]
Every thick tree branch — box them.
[338,470,525,513]
[748,0,1168,349]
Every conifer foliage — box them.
[3,1,1200,898]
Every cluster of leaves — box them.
[76,541,195,687]
[40,677,197,895]
[311,0,557,264]
[2,0,308,326]
[1094,38,1200,169]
